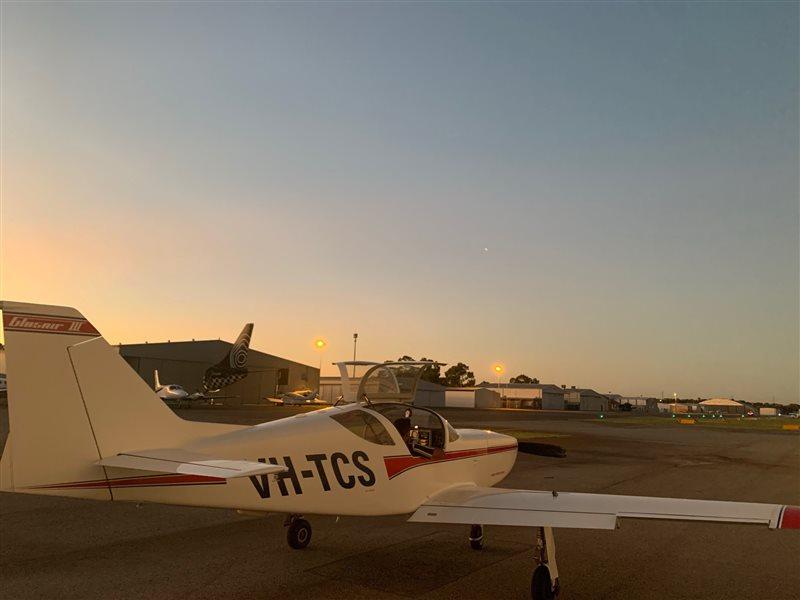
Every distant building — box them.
[319,376,342,404]
[563,387,612,411]
[445,387,502,408]
[414,380,447,407]
[699,398,746,415]
[669,403,701,414]
[118,340,317,404]
[477,382,565,410]
[620,397,660,412]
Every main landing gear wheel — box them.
[531,565,555,600]
[286,516,312,549]
[531,526,559,600]
[469,524,484,550]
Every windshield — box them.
[370,403,447,451]
[330,408,395,446]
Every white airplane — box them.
[280,389,326,406]
[1,301,798,600]
[153,369,190,403]
[153,323,254,407]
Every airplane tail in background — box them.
[154,369,162,391]
[0,301,238,498]
[202,323,253,393]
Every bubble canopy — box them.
[333,361,445,404]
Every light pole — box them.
[352,333,358,378]
[314,339,326,379]
[493,364,504,402]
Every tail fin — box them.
[0,301,238,498]
[154,369,161,391]
[202,323,253,393]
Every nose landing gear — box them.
[468,524,484,550]
[285,514,312,549]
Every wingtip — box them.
[779,505,800,529]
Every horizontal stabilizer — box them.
[409,485,797,530]
[98,449,287,480]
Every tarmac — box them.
[1,405,798,600]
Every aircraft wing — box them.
[409,485,799,530]
[98,448,287,479]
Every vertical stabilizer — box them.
[0,301,241,499]
[202,323,253,392]
[0,302,110,498]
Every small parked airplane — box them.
[280,389,326,406]
[153,323,254,407]
[1,301,798,600]
[153,369,190,403]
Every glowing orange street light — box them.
[493,364,504,400]
[314,339,327,376]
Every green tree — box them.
[390,355,442,385]
[391,355,418,380]
[419,357,442,385]
[443,362,475,387]
[509,374,539,384]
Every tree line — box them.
[392,356,538,388]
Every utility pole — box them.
[352,333,358,377]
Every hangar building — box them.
[563,387,613,411]
[699,398,747,415]
[444,387,502,409]
[477,382,566,410]
[118,340,318,404]
[620,396,660,412]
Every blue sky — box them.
[1,2,797,403]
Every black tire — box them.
[287,518,312,549]
[531,565,554,600]
[469,524,483,550]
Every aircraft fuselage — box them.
[98,403,517,516]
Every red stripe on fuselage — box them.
[27,473,225,490]
[779,505,800,529]
[383,444,517,479]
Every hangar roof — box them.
[699,398,743,406]
[118,340,312,369]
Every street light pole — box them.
[493,364,504,404]
[352,333,358,378]
[314,339,326,381]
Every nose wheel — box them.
[468,524,484,550]
[285,514,312,549]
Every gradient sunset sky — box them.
[1,2,797,403]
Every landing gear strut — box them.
[468,524,483,550]
[285,514,312,549]
[531,527,559,600]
